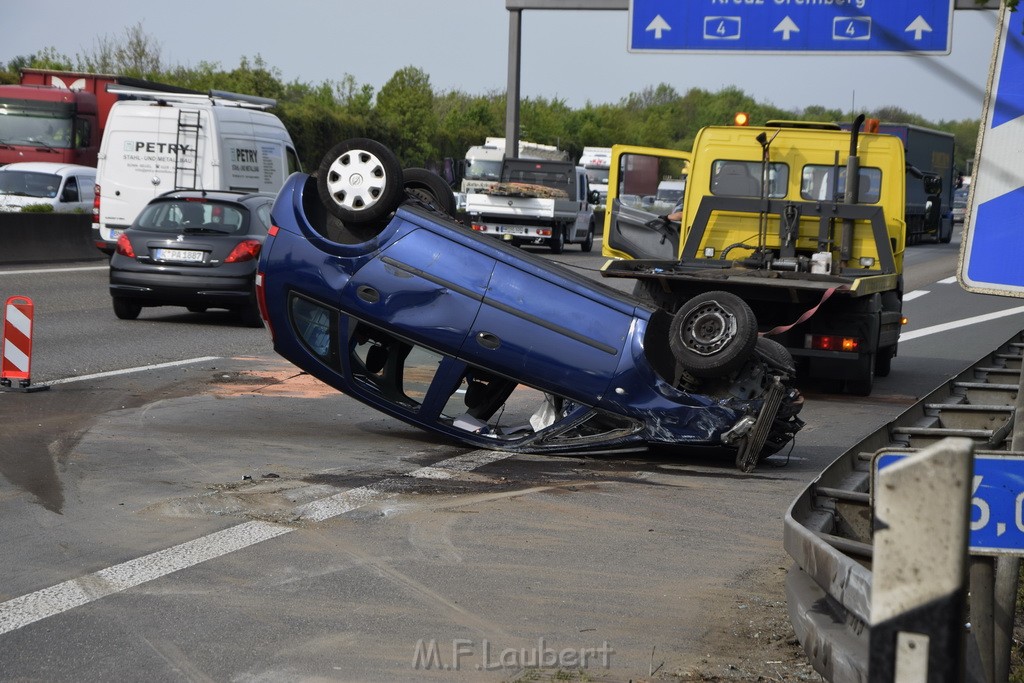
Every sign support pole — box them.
[870,438,973,682]
[991,370,1024,682]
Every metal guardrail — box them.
[784,331,1024,682]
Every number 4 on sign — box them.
[703,17,741,40]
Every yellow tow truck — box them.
[601,115,934,395]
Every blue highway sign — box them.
[628,0,953,54]
[876,452,1024,555]
[959,7,1024,297]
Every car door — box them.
[341,225,495,356]
[603,145,691,261]
[463,258,635,402]
[571,170,593,241]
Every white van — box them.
[93,91,301,253]
[0,162,96,213]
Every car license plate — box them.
[495,225,526,235]
[153,248,205,263]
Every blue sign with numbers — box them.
[628,0,953,54]
[959,7,1024,297]
[877,452,1024,555]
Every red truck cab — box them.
[0,84,99,166]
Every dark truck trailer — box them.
[841,122,956,245]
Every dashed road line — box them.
[0,265,108,275]
[42,357,222,386]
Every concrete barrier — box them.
[0,213,106,265]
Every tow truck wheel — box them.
[317,138,404,224]
[846,353,875,396]
[669,291,758,378]
[403,167,457,217]
[875,345,895,377]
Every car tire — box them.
[317,138,404,224]
[754,337,795,375]
[403,167,456,217]
[549,226,564,254]
[112,297,142,320]
[581,220,594,253]
[669,291,758,378]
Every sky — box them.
[2,1,1002,123]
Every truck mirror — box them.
[589,189,600,204]
[923,174,941,196]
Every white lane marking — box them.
[0,266,108,275]
[0,521,290,636]
[0,450,512,636]
[939,276,958,285]
[901,305,1024,342]
[904,290,929,301]
[43,357,222,386]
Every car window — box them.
[0,171,62,198]
[253,203,272,232]
[61,176,79,202]
[135,200,248,234]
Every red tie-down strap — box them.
[760,284,850,337]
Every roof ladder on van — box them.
[174,109,202,190]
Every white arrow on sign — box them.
[646,14,671,40]
[905,16,933,41]
[774,16,800,41]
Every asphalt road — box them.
[1,229,1022,681]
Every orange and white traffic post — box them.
[1,295,48,392]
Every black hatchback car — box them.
[109,190,276,326]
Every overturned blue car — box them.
[255,139,804,471]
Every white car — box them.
[0,162,96,213]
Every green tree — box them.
[374,66,438,167]
[434,90,504,162]
[77,21,163,76]
[278,77,374,168]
